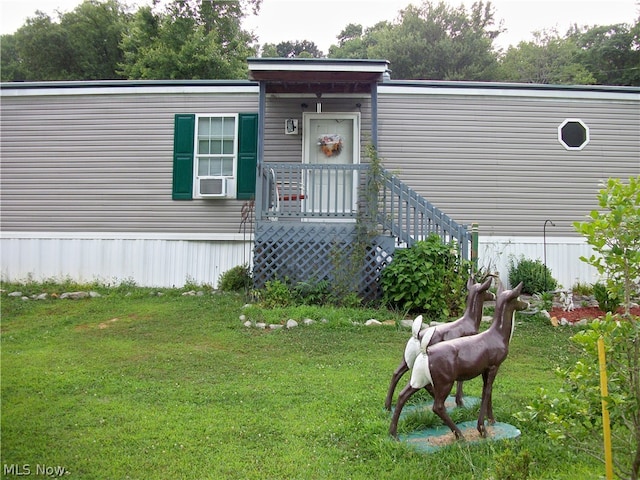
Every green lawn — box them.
[1,286,602,479]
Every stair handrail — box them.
[373,168,471,259]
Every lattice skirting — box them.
[253,222,395,301]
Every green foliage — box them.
[330,1,502,81]
[258,279,294,308]
[574,176,640,315]
[118,1,255,80]
[570,22,640,86]
[493,447,532,480]
[538,291,554,313]
[592,282,621,314]
[519,177,640,479]
[498,29,596,84]
[1,0,130,82]
[218,264,251,292]
[571,281,594,296]
[516,314,640,480]
[508,255,557,294]
[260,40,323,58]
[380,234,469,320]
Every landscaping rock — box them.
[89,291,102,298]
[243,321,252,328]
[400,319,414,329]
[269,324,284,330]
[255,322,267,329]
[60,291,89,300]
[365,319,382,326]
[239,314,247,322]
[303,318,315,326]
[8,291,23,297]
[34,293,48,300]
[286,319,298,329]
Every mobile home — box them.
[1,58,638,291]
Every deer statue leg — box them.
[477,366,498,437]
[454,380,465,407]
[485,366,499,425]
[389,382,420,439]
[384,361,409,411]
[432,382,464,439]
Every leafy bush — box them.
[507,255,557,294]
[517,314,640,480]
[258,279,294,308]
[380,234,469,320]
[519,178,640,480]
[293,279,332,305]
[593,282,621,313]
[218,264,251,292]
[574,176,640,315]
[571,281,594,296]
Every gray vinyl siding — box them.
[377,85,640,237]
[263,96,372,163]
[2,81,638,239]
[1,86,259,234]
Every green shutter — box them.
[236,113,258,200]
[172,114,195,200]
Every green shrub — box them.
[593,282,621,313]
[571,281,594,296]
[494,448,532,480]
[293,279,332,305]
[259,279,294,308]
[507,255,557,294]
[218,264,251,292]
[380,234,469,320]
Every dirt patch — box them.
[98,318,119,329]
[75,315,140,331]
[407,425,492,448]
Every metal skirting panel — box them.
[477,236,601,290]
[0,235,253,288]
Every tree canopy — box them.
[1,0,638,85]
[329,1,503,81]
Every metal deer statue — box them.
[389,282,528,440]
[384,276,495,411]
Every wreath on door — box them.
[318,134,343,157]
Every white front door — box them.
[303,113,360,216]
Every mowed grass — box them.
[1,287,602,479]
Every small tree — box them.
[518,176,640,480]
[574,176,640,315]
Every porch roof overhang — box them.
[247,58,390,94]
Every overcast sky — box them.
[2,0,638,52]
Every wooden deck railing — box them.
[256,162,471,258]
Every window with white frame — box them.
[195,114,237,197]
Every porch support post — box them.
[371,82,378,150]
[255,81,266,221]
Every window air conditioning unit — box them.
[199,177,229,198]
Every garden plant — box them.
[518,176,640,480]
